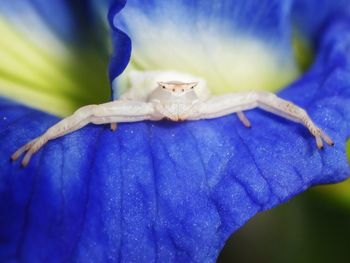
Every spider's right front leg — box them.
[12,101,155,167]
[11,104,100,167]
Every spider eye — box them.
[172,89,175,92]
[162,85,166,89]
[182,89,184,92]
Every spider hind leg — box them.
[110,123,118,132]
[237,111,251,128]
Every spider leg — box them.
[12,101,155,167]
[196,91,333,149]
[110,123,118,131]
[256,92,334,149]
[236,111,251,128]
[11,138,37,162]
[11,105,97,167]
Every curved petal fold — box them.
[108,0,132,87]
[292,0,350,39]
[1,15,350,262]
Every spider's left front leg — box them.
[193,91,334,149]
[12,101,155,167]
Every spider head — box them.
[151,81,200,121]
[157,81,198,96]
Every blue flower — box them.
[0,0,349,262]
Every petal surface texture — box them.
[1,16,350,263]
[109,0,299,98]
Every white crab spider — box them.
[11,71,334,167]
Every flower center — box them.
[113,35,300,100]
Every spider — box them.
[11,72,334,167]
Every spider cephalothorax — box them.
[148,81,200,121]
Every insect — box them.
[11,72,334,167]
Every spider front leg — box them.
[196,91,334,149]
[11,104,97,167]
[256,92,334,149]
[12,101,155,167]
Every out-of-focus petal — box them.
[292,0,350,39]
[0,1,111,116]
[0,1,74,52]
[109,0,299,98]
[1,15,350,262]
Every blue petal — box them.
[108,0,299,98]
[108,0,132,84]
[293,0,350,39]
[1,16,350,262]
